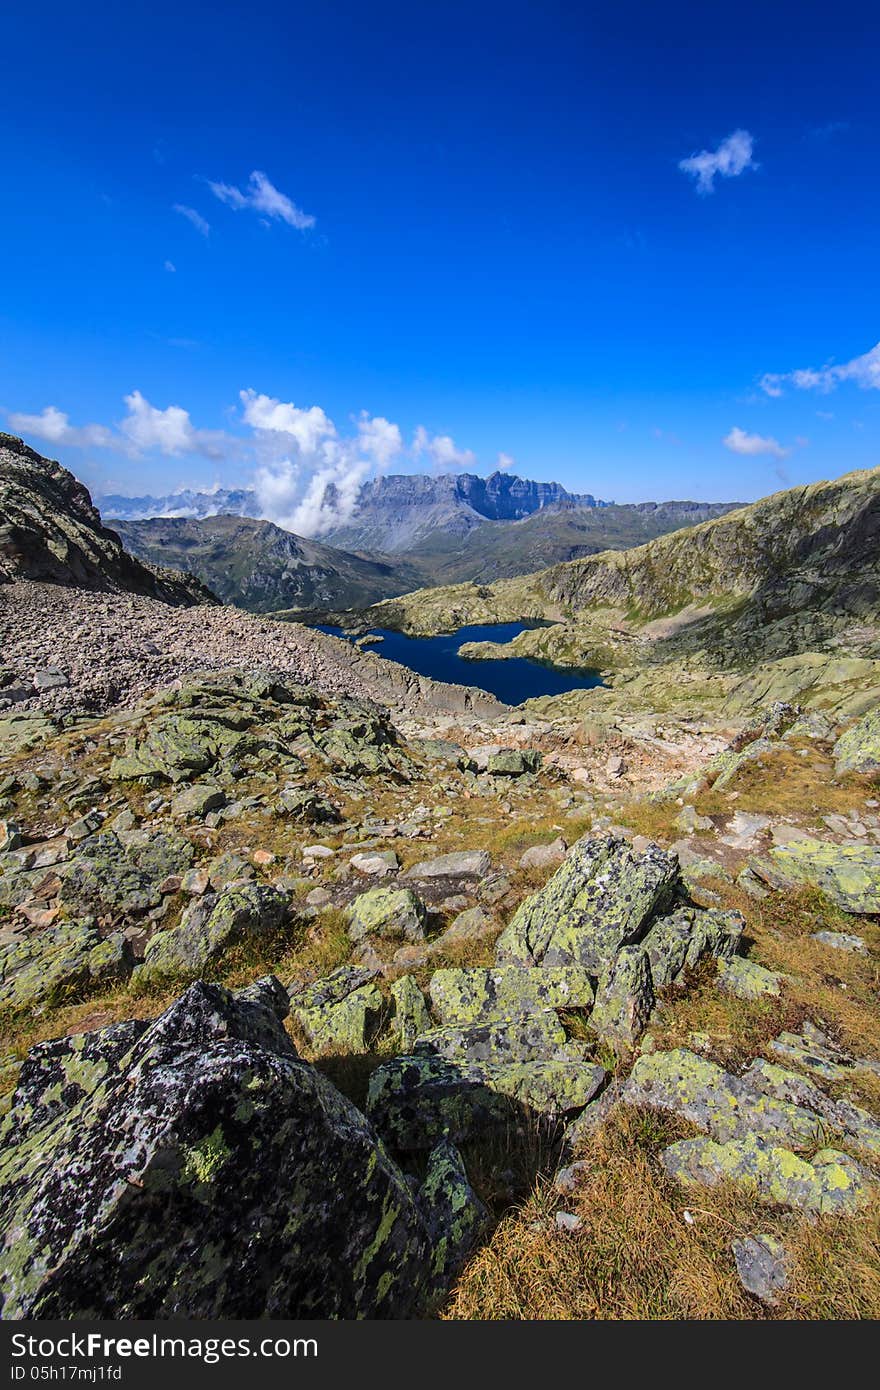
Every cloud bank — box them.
[760,340,880,396]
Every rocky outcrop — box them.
[0,978,486,1317]
[0,434,212,604]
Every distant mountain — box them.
[398,498,743,587]
[111,515,419,614]
[0,434,212,606]
[96,486,261,521]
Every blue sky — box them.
[1,0,878,528]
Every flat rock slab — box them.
[429,964,595,1025]
[732,1234,789,1306]
[367,1053,606,1149]
[404,850,492,880]
[623,1049,824,1149]
[662,1135,872,1214]
[717,956,784,1000]
[413,1009,568,1064]
[766,837,880,914]
[494,835,678,973]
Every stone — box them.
[718,811,771,849]
[0,820,22,853]
[440,905,496,944]
[765,837,880,914]
[278,787,341,824]
[367,1052,606,1149]
[811,930,867,954]
[674,805,713,834]
[495,835,678,972]
[350,850,399,878]
[171,784,226,818]
[290,964,383,1054]
[661,1135,872,1214]
[429,964,595,1025]
[414,1009,568,1064]
[135,883,289,985]
[519,837,567,870]
[742,1058,880,1160]
[346,887,427,945]
[555,1211,582,1233]
[768,1029,855,1082]
[0,920,133,1012]
[833,707,880,778]
[32,669,69,691]
[589,946,655,1045]
[717,957,784,1001]
[405,850,492,880]
[732,1235,789,1306]
[391,975,432,1050]
[622,1050,824,1150]
[486,749,541,777]
[0,978,473,1318]
[641,907,743,988]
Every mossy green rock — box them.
[661,1135,872,1213]
[277,787,341,823]
[623,1050,824,1149]
[743,1058,880,1160]
[0,920,133,1012]
[717,956,783,1000]
[391,975,431,1051]
[833,706,880,777]
[641,907,743,988]
[767,836,880,914]
[135,882,288,986]
[290,964,384,1054]
[0,978,461,1317]
[589,946,655,1045]
[345,887,427,945]
[367,1052,606,1149]
[429,964,594,1025]
[495,835,678,972]
[418,1139,490,1288]
[414,1008,567,1064]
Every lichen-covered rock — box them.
[135,882,289,986]
[0,978,463,1317]
[171,784,226,819]
[0,920,133,1012]
[367,1052,606,1149]
[346,887,426,948]
[769,1028,857,1082]
[414,1008,567,1064]
[765,837,880,914]
[731,1234,789,1305]
[742,1058,880,1160]
[495,835,678,972]
[589,946,654,1045]
[277,787,341,824]
[391,975,431,1051]
[290,964,383,1054]
[622,1050,824,1149]
[811,930,867,954]
[486,749,541,776]
[429,964,594,1025]
[640,907,742,989]
[519,838,567,870]
[705,738,776,791]
[418,1140,489,1289]
[661,1135,872,1214]
[405,850,492,880]
[833,707,880,777]
[717,956,784,1001]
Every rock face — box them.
[0,978,484,1318]
[495,836,679,971]
[0,434,212,604]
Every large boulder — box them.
[833,707,880,777]
[429,964,595,1025]
[345,887,427,947]
[662,1136,871,1214]
[495,836,678,971]
[289,964,384,1054]
[762,837,880,914]
[135,882,289,986]
[0,919,133,1012]
[0,978,483,1317]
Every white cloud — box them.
[357,413,403,469]
[164,260,176,273]
[7,406,113,450]
[679,129,757,194]
[240,390,336,453]
[723,426,790,459]
[208,171,315,230]
[119,391,230,459]
[760,340,880,397]
[412,425,476,471]
[173,204,210,237]
[497,452,515,471]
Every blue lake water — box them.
[318,623,604,704]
